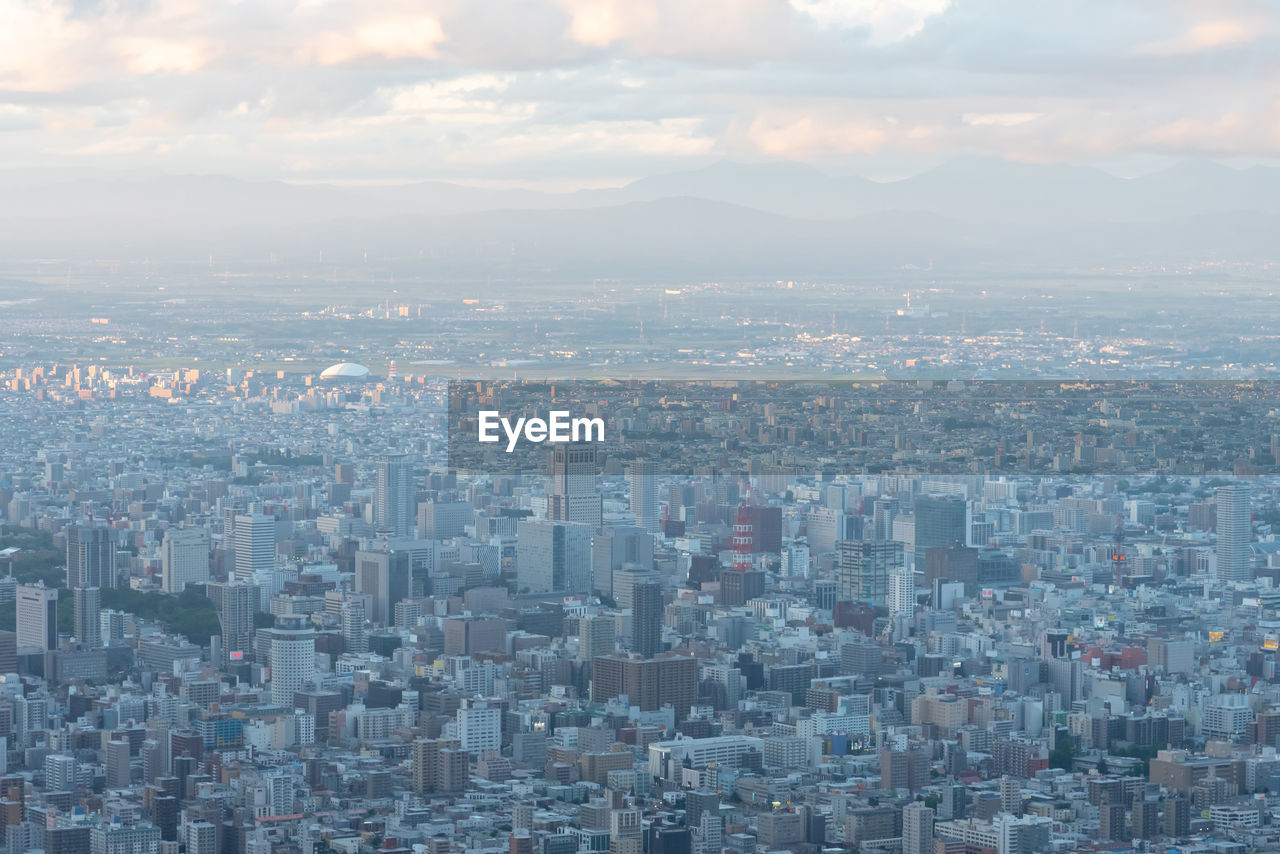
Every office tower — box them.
[549,443,602,529]
[746,505,782,554]
[590,654,698,719]
[577,613,615,661]
[16,583,57,651]
[457,702,501,752]
[781,542,810,578]
[417,501,474,539]
[517,519,592,594]
[374,453,415,537]
[628,459,660,533]
[718,568,765,608]
[233,513,276,608]
[631,579,664,658]
[923,543,978,597]
[161,528,209,593]
[339,595,368,655]
[835,540,903,604]
[1215,483,1252,583]
[913,495,967,569]
[73,587,101,648]
[207,581,255,662]
[105,738,131,787]
[354,549,410,626]
[66,524,114,589]
[901,803,933,854]
[591,527,654,597]
[269,615,316,707]
[46,825,91,854]
[872,497,900,541]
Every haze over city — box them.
[3,3,1280,854]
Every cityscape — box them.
[4,2,1280,854]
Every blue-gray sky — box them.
[2,0,1278,188]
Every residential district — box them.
[4,363,1280,854]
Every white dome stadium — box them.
[319,362,371,380]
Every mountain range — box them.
[1,158,1277,274]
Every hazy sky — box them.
[2,0,1278,188]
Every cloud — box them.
[1137,18,1259,56]
[789,0,952,43]
[0,0,1276,184]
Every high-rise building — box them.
[913,495,967,570]
[888,569,916,618]
[1215,483,1252,583]
[591,527,654,597]
[16,583,57,651]
[549,443,602,529]
[631,579,664,658]
[628,459,660,533]
[207,581,255,662]
[104,738,131,787]
[73,587,101,648]
[457,702,501,753]
[161,528,209,593]
[590,654,698,719]
[355,550,411,626]
[374,453,415,537]
[517,519,592,594]
[339,595,368,654]
[269,615,316,708]
[233,513,276,608]
[577,613,615,661]
[185,822,216,854]
[417,501,474,539]
[412,737,469,794]
[67,524,114,589]
[901,803,933,854]
[835,540,903,603]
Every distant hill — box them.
[1,159,1279,272]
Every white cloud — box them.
[789,0,951,43]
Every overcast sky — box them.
[2,0,1278,189]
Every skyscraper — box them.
[591,527,654,597]
[913,495,968,570]
[66,524,114,589]
[339,595,368,654]
[16,583,57,651]
[889,569,916,618]
[836,540,904,604]
[355,549,411,626]
[208,581,255,663]
[161,528,209,593]
[516,519,592,594]
[631,579,664,658]
[549,443,602,529]
[234,513,276,608]
[577,613,615,661]
[73,586,101,648]
[269,615,316,707]
[374,453,415,537]
[628,459,660,533]
[1215,483,1252,583]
